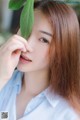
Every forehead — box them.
[33,10,53,34]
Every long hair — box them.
[34,0,80,113]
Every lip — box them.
[19,55,32,64]
[21,55,32,61]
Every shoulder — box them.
[0,69,23,110]
[44,88,80,120]
[57,98,80,120]
[6,69,22,86]
[0,69,23,92]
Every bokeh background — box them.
[0,0,80,45]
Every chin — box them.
[16,65,33,73]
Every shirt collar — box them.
[44,86,60,108]
[13,69,60,108]
[12,69,23,94]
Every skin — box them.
[16,10,53,119]
[0,9,79,120]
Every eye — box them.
[39,37,49,44]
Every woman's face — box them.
[17,10,53,72]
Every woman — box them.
[0,0,80,120]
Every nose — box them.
[26,43,33,53]
[27,36,35,51]
[25,37,34,52]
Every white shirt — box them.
[0,70,79,120]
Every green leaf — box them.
[20,0,34,39]
[9,0,26,10]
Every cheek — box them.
[36,48,49,64]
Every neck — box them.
[22,69,50,97]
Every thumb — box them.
[13,49,21,60]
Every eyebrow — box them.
[39,30,52,37]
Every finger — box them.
[14,35,27,48]
[1,37,27,56]
[7,44,26,54]
[13,49,21,55]
[14,35,33,52]
[5,35,26,48]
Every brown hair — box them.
[34,0,80,113]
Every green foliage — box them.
[20,0,34,39]
[8,0,80,39]
[9,0,34,39]
[64,0,80,15]
[9,0,26,10]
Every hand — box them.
[0,35,32,89]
